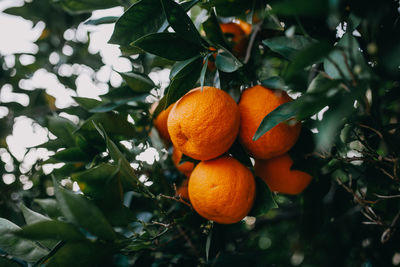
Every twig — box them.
[358,123,383,139]
[374,194,400,199]
[244,21,262,64]
[341,51,357,87]
[159,194,192,208]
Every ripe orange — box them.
[220,22,248,57]
[237,19,252,35]
[153,103,174,145]
[176,178,189,200]
[188,156,255,224]
[172,146,194,177]
[255,153,312,195]
[238,85,301,159]
[167,86,240,161]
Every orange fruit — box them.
[167,86,240,161]
[238,85,301,159]
[172,146,194,177]
[237,19,252,35]
[255,153,312,195]
[188,156,255,224]
[220,22,248,57]
[176,178,189,200]
[153,103,174,145]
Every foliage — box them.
[0,0,400,266]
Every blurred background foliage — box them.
[0,0,399,266]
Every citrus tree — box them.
[1,0,400,266]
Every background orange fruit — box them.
[238,85,301,159]
[153,103,174,145]
[188,156,255,224]
[172,146,194,177]
[255,153,312,195]
[167,86,240,161]
[176,178,189,200]
[220,22,248,57]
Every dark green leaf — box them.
[34,199,62,219]
[84,16,119,25]
[285,40,332,78]
[60,0,119,14]
[45,241,112,267]
[0,257,21,267]
[253,102,297,141]
[132,33,205,61]
[53,179,117,241]
[49,147,91,163]
[199,56,209,90]
[14,220,84,242]
[263,35,314,61]
[109,0,164,47]
[261,76,287,90]
[0,218,48,262]
[119,71,155,93]
[271,0,329,17]
[73,97,102,110]
[20,204,51,225]
[161,0,203,44]
[47,115,77,147]
[249,176,278,217]
[215,48,243,73]
[165,56,203,106]
[202,10,228,47]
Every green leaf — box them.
[49,147,91,163]
[202,9,228,47]
[20,204,51,225]
[53,179,117,241]
[161,0,203,44]
[215,47,243,73]
[199,56,209,90]
[47,115,77,147]
[14,220,85,242]
[71,163,120,198]
[93,124,147,194]
[44,241,112,267]
[271,0,329,17]
[73,97,102,110]
[228,140,252,167]
[205,228,212,261]
[253,102,297,141]
[0,257,21,267]
[165,56,203,107]
[78,112,137,139]
[249,176,278,217]
[84,16,119,25]
[60,0,119,14]
[109,0,164,47]
[263,35,314,61]
[34,199,62,219]
[118,71,155,93]
[210,0,254,16]
[261,76,287,90]
[132,32,205,61]
[285,40,332,78]
[0,218,48,262]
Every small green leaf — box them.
[205,228,212,261]
[202,10,228,47]
[84,16,119,25]
[109,0,164,47]
[118,71,155,93]
[49,147,91,163]
[0,218,48,262]
[53,178,117,241]
[199,56,209,91]
[263,35,314,61]
[249,176,278,217]
[215,48,243,73]
[253,102,297,141]
[47,115,77,147]
[261,76,287,90]
[132,32,204,61]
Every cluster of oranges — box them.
[153,85,312,224]
[152,23,311,225]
